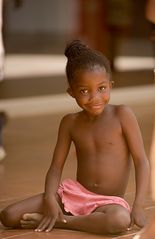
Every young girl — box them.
[0,40,150,235]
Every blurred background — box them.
[0,0,154,103]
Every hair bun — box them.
[64,40,88,59]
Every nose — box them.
[89,91,99,102]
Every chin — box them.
[93,112,103,116]
[89,109,104,116]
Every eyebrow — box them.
[77,81,108,87]
[98,81,109,85]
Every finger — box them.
[45,218,56,232]
[35,217,47,231]
[38,218,51,232]
[58,210,67,223]
[35,217,50,232]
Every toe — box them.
[22,213,31,220]
[20,219,37,229]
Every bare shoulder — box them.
[60,112,80,128]
[108,104,135,118]
[115,104,135,117]
[113,104,139,129]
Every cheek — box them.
[102,91,110,102]
[75,95,88,105]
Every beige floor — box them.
[0,96,155,238]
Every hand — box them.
[129,204,147,229]
[35,195,67,232]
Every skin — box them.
[0,68,150,235]
[133,216,155,239]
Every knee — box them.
[107,208,130,234]
[0,207,19,228]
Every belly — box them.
[78,178,127,197]
[77,157,131,197]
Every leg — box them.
[54,204,131,234]
[20,203,130,234]
[0,193,59,228]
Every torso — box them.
[68,104,131,197]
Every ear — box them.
[110,80,114,89]
[67,87,75,98]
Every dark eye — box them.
[98,86,106,92]
[80,89,88,95]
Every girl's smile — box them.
[68,69,112,117]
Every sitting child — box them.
[0,40,150,235]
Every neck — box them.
[82,110,103,122]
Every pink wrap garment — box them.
[57,179,130,216]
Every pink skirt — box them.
[57,179,130,216]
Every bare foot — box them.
[20,213,68,230]
[20,213,43,229]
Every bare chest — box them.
[71,117,122,150]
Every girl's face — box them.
[67,68,112,117]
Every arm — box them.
[37,115,72,232]
[118,105,150,227]
[45,115,72,197]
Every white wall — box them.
[5,0,78,34]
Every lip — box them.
[88,104,103,109]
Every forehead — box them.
[73,68,110,86]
